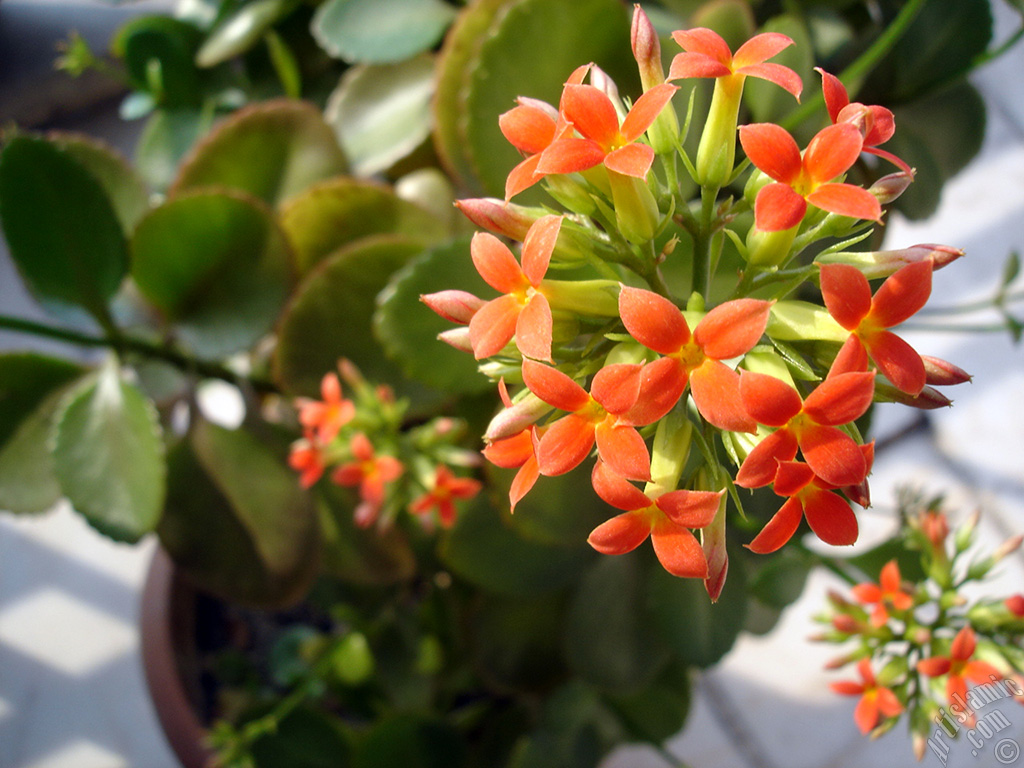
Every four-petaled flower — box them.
[587,461,722,578]
[820,260,933,395]
[667,28,802,97]
[331,433,404,528]
[851,559,915,627]
[537,82,678,180]
[522,359,654,481]
[739,122,882,231]
[618,286,771,433]
[818,68,911,174]
[830,658,904,734]
[481,382,542,512]
[288,434,326,489]
[917,627,1004,726]
[746,460,860,553]
[409,465,482,528]
[296,372,356,443]
[468,214,562,361]
[736,370,875,489]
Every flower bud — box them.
[484,392,551,442]
[609,170,659,244]
[874,381,953,410]
[455,198,540,240]
[922,356,972,386]
[746,224,798,267]
[650,412,692,490]
[768,301,848,343]
[630,5,680,155]
[817,243,964,281]
[993,533,1024,562]
[541,279,620,317]
[438,327,473,354]
[955,510,981,553]
[702,491,729,602]
[696,74,744,190]
[1007,594,1024,618]
[421,290,484,324]
[869,170,915,204]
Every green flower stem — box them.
[692,185,717,299]
[0,314,279,393]
[781,0,929,131]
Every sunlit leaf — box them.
[312,0,456,64]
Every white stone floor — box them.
[2,3,1024,768]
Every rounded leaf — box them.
[312,0,456,64]
[195,0,295,67]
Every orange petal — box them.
[690,361,756,433]
[830,680,865,696]
[754,183,806,231]
[917,656,952,677]
[515,293,553,361]
[739,370,802,426]
[560,84,620,147]
[590,363,642,415]
[620,83,679,141]
[469,295,520,359]
[870,260,933,328]
[651,522,708,578]
[656,489,722,528]
[499,104,556,154]
[828,335,869,377]
[621,356,687,426]
[820,263,871,331]
[799,423,867,487]
[733,32,794,67]
[483,429,535,468]
[522,359,590,411]
[879,560,902,592]
[619,285,690,354]
[604,143,655,178]
[735,427,798,488]
[803,123,863,183]
[802,371,875,426]
[509,457,540,512]
[505,154,545,200]
[853,694,880,734]
[806,182,882,222]
[595,422,651,481]
[739,123,802,183]
[471,232,526,293]
[588,510,651,555]
[803,486,858,546]
[851,583,882,604]
[951,626,977,661]
[747,496,804,554]
[536,137,606,175]
[771,460,814,497]
[736,62,802,98]
[521,215,561,286]
[693,298,772,360]
[667,52,731,80]
[591,460,650,511]
[671,28,732,64]
[536,414,595,476]
[865,329,925,395]
[816,68,849,122]
[876,687,904,718]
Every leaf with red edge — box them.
[619,286,690,355]
[820,264,872,331]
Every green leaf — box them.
[131,189,293,357]
[113,16,204,108]
[195,0,297,67]
[604,661,691,745]
[0,387,76,515]
[439,496,593,597]
[0,353,82,450]
[312,0,456,65]
[135,107,213,192]
[170,99,347,207]
[646,547,748,668]
[352,716,465,768]
[48,133,150,235]
[324,54,436,177]
[563,556,670,693]
[158,419,320,607]
[279,177,447,275]
[746,547,812,609]
[0,135,128,325]
[470,593,567,691]
[249,706,351,768]
[51,362,165,542]
[436,0,635,197]
[272,235,427,399]
[509,682,616,768]
[743,15,812,124]
[373,238,492,396]
[315,483,416,585]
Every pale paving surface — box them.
[2,3,1024,768]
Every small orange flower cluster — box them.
[288,361,481,530]
[425,7,970,597]
[818,498,1024,750]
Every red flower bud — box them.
[455,198,538,240]
[421,290,485,324]
[869,170,915,204]
[922,356,972,386]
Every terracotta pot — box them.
[139,546,215,768]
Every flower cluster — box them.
[424,7,969,599]
[288,360,481,529]
[817,493,1024,754]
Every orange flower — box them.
[851,560,915,627]
[536,82,678,180]
[618,286,771,433]
[736,370,875,489]
[917,627,1004,726]
[587,461,722,578]
[820,260,932,395]
[521,359,654,482]
[468,215,562,361]
[482,382,542,512]
[830,658,904,734]
[331,433,403,528]
[296,372,355,443]
[817,68,911,174]
[667,28,802,96]
[288,433,327,489]
[409,465,482,528]
[746,460,859,553]
[739,122,881,231]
